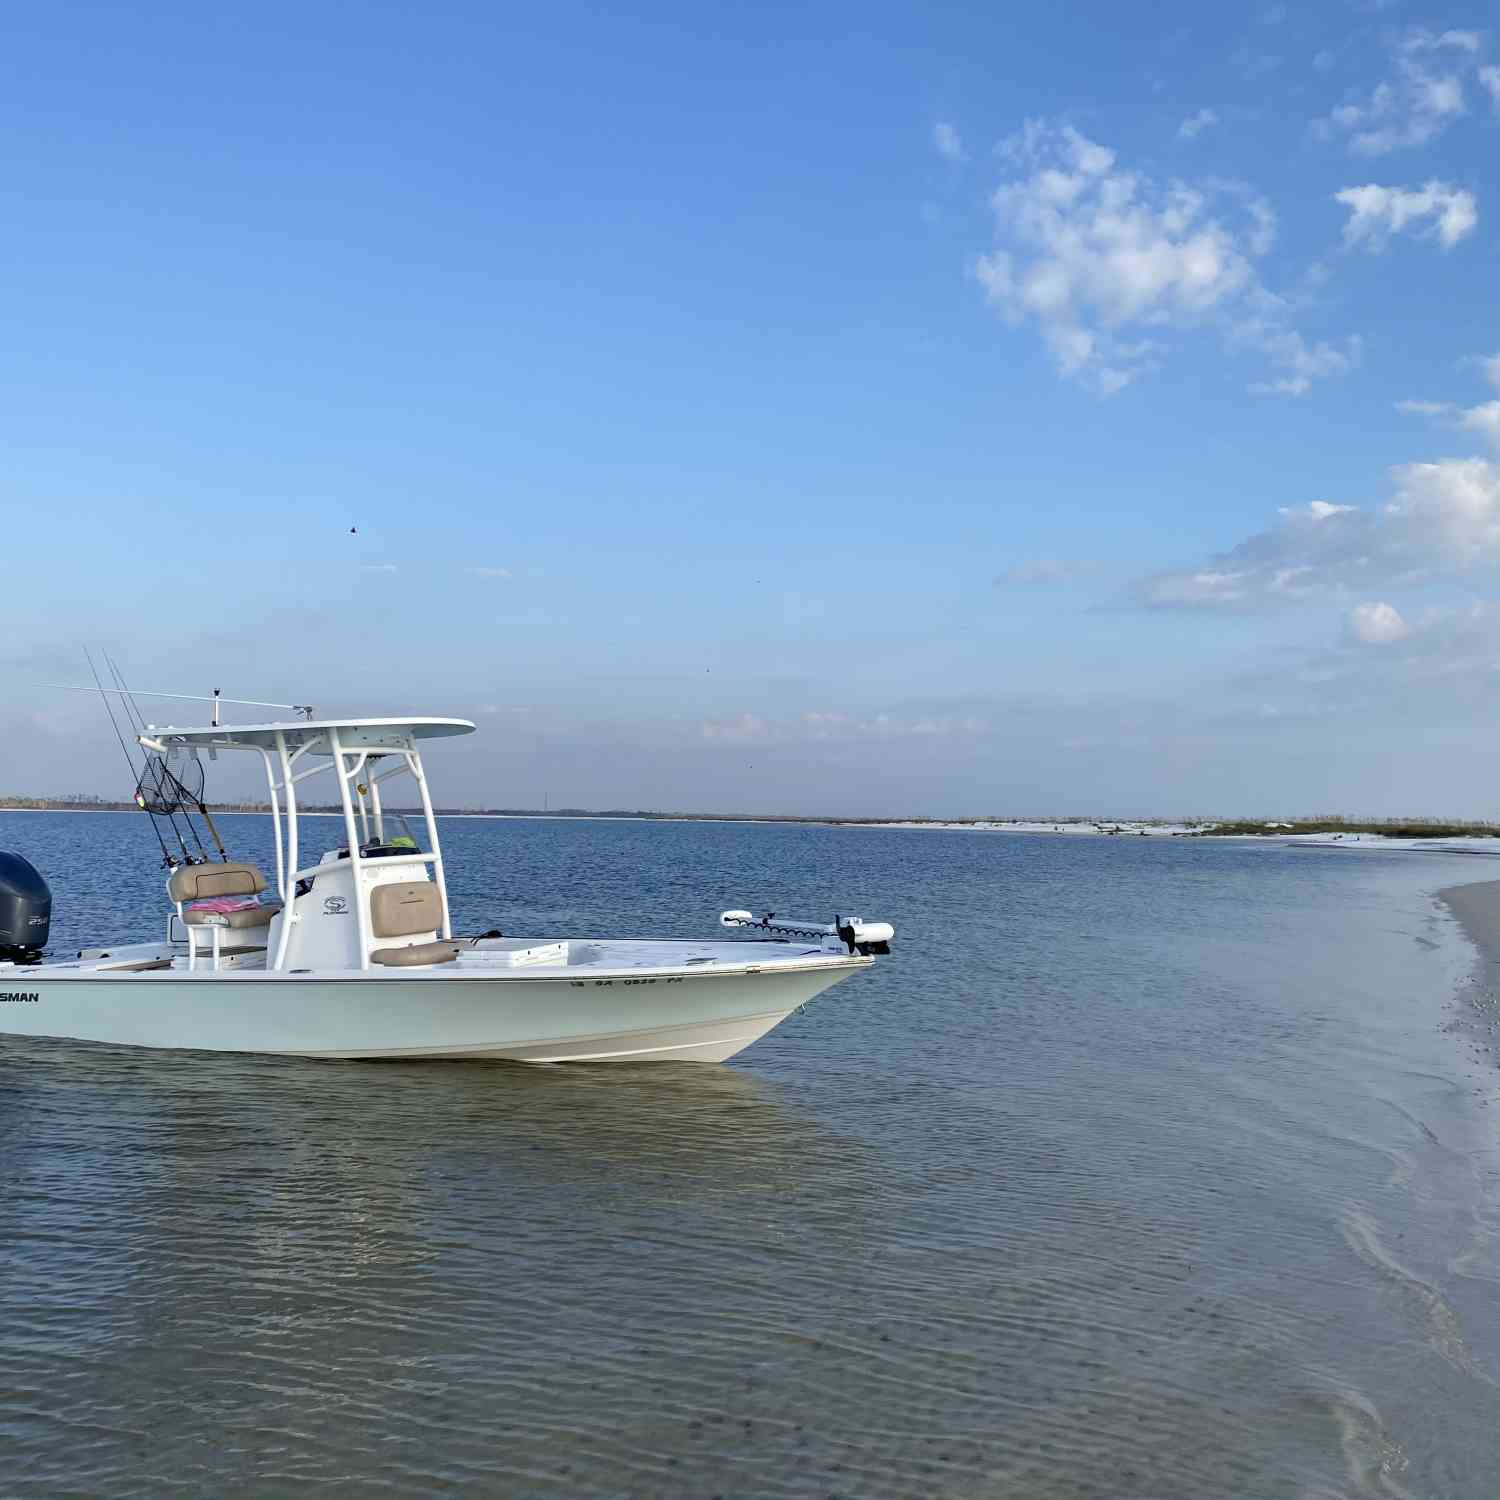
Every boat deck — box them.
[5,935,862,982]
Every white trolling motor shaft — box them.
[720,909,894,955]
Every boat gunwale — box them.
[5,953,873,984]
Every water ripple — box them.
[6,816,1500,1494]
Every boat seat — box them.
[182,903,282,929]
[169,861,270,902]
[368,881,452,966]
[370,880,443,938]
[170,863,281,972]
[370,941,461,967]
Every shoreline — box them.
[1438,880,1500,1061]
[5,805,1500,851]
[1439,879,1500,976]
[0,807,801,826]
[837,820,1500,854]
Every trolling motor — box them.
[720,909,895,956]
[0,852,52,963]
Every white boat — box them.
[0,714,893,1063]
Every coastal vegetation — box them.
[3,800,1497,837]
[0,793,283,814]
[1191,818,1500,839]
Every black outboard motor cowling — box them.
[0,852,51,962]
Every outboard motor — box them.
[0,852,51,963]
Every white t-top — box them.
[139,717,476,754]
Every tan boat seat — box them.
[370,941,461,967]
[181,903,282,929]
[169,861,269,902]
[370,881,442,938]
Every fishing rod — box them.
[101,654,201,862]
[45,663,313,868]
[107,655,229,864]
[81,648,182,868]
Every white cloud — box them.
[1370,600,1500,672]
[1313,29,1481,154]
[1481,65,1500,107]
[1336,180,1478,249]
[1292,500,1356,520]
[359,563,398,573]
[995,558,1100,586]
[975,121,1334,396]
[700,710,986,746]
[700,713,768,745]
[1396,355,1500,451]
[1219,597,1500,739]
[1178,108,1219,140]
[1376,456,1495,556]
[1404,29,1481,56]
[1460,402,1500,448]
[1223,596,1500,744]
[1139,456,1500,609]
[1246,197,1277,255]
[1346,601,1409,644]
[932,121,964,161]
[1242,325,1360,398]
[836,712,985,740]
[465,566,513,578]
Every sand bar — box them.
[1440,880,1500,968]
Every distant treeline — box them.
[0,796,840,822]
[3,800,1499,837]
[0,794,295,814]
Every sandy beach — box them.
[1437,880,1500,1073]
[1441,879,1500,970]
[847,820,1500,855]
[843,819,1205,836]
[1442,878,1500,920]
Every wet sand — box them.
[1439,879,1500,952]
[1440,879,1500,1052]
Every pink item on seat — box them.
[186,897,261,914]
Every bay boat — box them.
[0,715,893,1063]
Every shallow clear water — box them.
[4,813,1500,1496]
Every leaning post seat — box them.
[181,905,281,930]
[170,860,276,905]
[369,880,459,967]
[169,861,283,969]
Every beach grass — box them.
[1195,818,1500,839]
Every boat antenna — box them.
[39,684,316,717]
[83,647,181,868]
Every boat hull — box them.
[0,960,866,1062]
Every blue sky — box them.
[5,1,1500,815]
